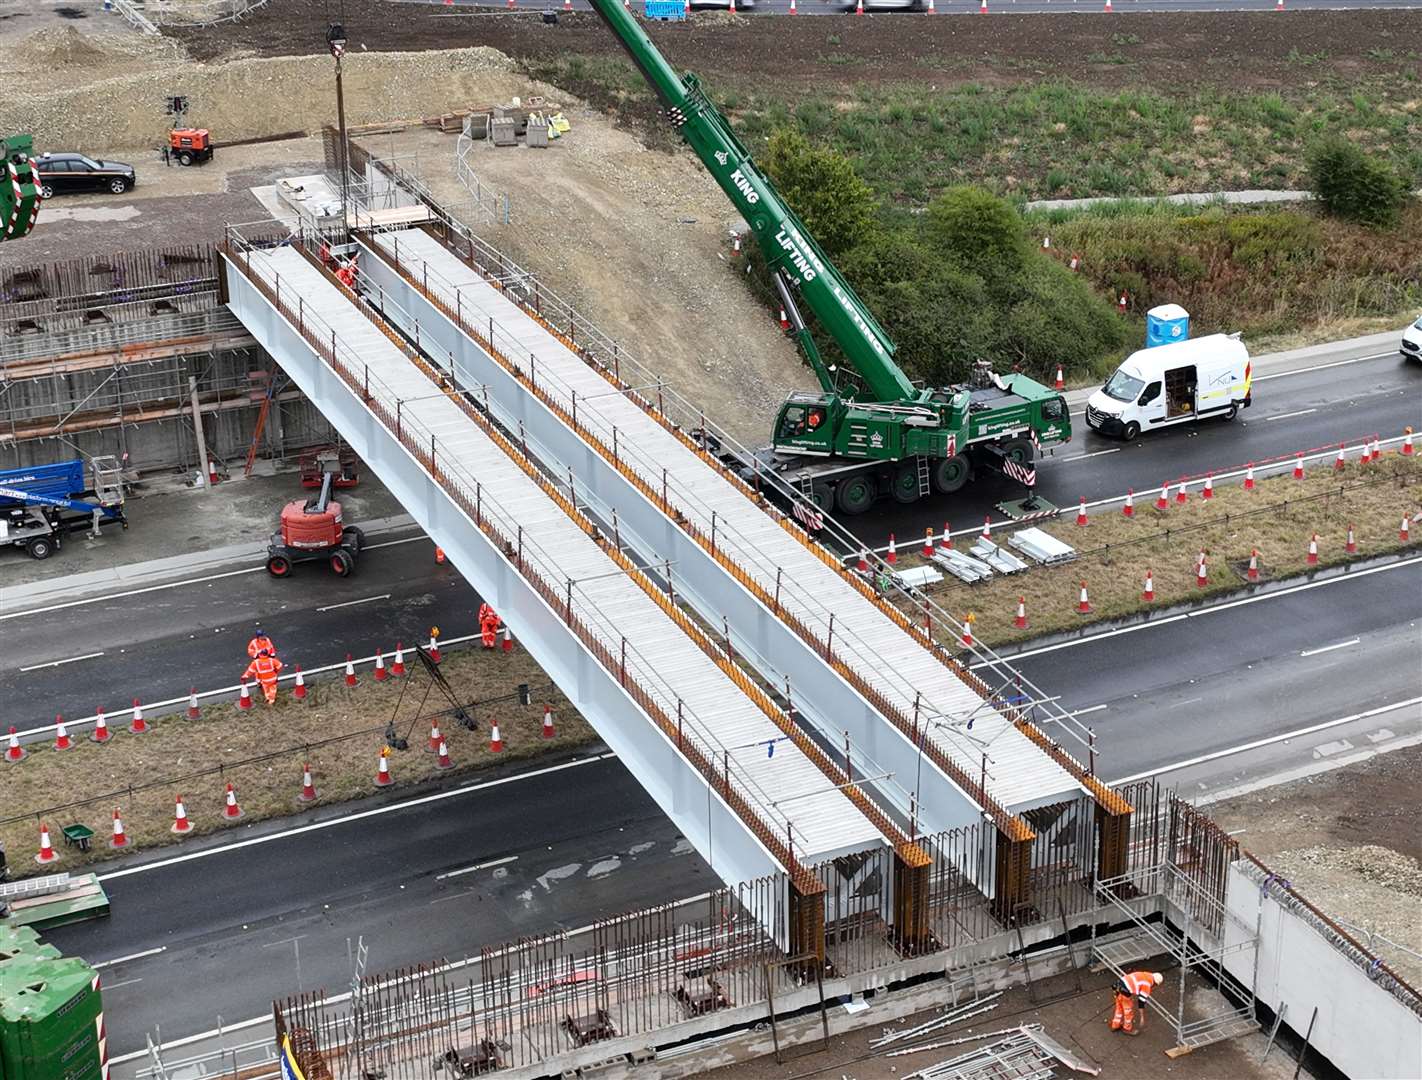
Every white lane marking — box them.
[101,977,143,992]
[430,889,477,906]
[1263,408,1318,422]
[985,555,1422,665]
[437,855,519,880]
[1300,637,1360,658]
[18,651,104,672]
[1107,696,1422,785]
[1057,448,1121,463]
[1168,697,1204,710]
[0,533,427,623]
[317,593,391,612]
[1253,351,1395,381]
[92,946,166,969]
[261,935,307,949]
[96,754,615,882]
[1070,704,1108,717]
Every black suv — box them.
[34,153,135,197]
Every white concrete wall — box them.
[1222,862,1422,1079]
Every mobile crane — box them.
[581,2,1070,518]
[1,134,43,242]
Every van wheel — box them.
[1223,404,1239,422]
[1122,422,1140,442]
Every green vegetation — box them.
[762,129,874,258]
[1307,137,1410,228]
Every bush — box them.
[926,186,1027,278]
[761,129,876,259]
[1306,138,1408,228]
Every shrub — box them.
[761,129,876,259]
[1306,137,1408,228]
[926,187,1028,279]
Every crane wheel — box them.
[1000,438,1035,465]
[266,554,292,577]
[835,475,875,515]
[891,463,922,504]
[931,454,972,494]
[809,482,833,512]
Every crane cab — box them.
[772,393,840,456]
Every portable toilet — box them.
[1145,304,1189,348]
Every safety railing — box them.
[222,227,821,893]
[1,304,247,367]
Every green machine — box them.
[0,931,106,1080]
[2,136,43,243]
[579,4,1069,518]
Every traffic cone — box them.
[4,726,24,763]
[293,666,307,700]
[428,720,443,754]
[1103,0,1113,10]
[732,234,741,254]
[1202,473,1214,500]
[91,708,110,744]
[978,0,987,11]
[1175,480,1188,505]
[392,643,406,677]
[542,705,556,739]
[1248,548,1260,581]
[886,534,897,565]
[1360,440,1372,465]
[345,654,358,686]
[1068,252,1080,272]
[435,545,446,564]
[1335,444,1346,471]
[299,763,317,802]
[1054,366,1065,391]
[1142,570,1155,602]
[1076,496,1088,527]
[374,650,388,682]
[1293,455,1305,480]
[855,0,864,13]
[981,516,992,541]
[857,549,869,574]
[565,0,574,10]
[501,625,513,653]
[489,721,504,753]
[1014,597,1028,630]
[238,679,253,710]
[110,808,128,848]
[1117,290,1127,311]
[1346,523,1357,554]
[36,823,58,865]
[789,0,798,11]
[1196,553,1208,588]
[1403,427,1414,455]
[376,748,393,786]
[172,794,193,834]
[1307,533,1319,565]
[187,688,201,720]
[1042,235,1051,250]
[1401,515,1411,543]
[961,614,975,648]
[778,307,790,331]
[1244,463,1256,491]
[436,738,453,770]
[427,630,442,664]
[940,523,952,551]
[1155,484,1169,511]
[923,528,935,558]
[130,698,147,734]
[1371,437,1381,462]
[1123,489,1134,517]
[223,782,243,820]
[1275,0,1283,9]
[53,717,71,751]
[1077,581,1093,615]
[927,0,935,10]
[506,0,515,9]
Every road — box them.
[416,0,1422,13]
[44,557,1422,1059]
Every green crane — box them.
[583,4,1070,517]
[1,135,43,242]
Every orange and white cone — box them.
[1370,437,1381,462]
[1103,0,1113,10]
[489,721,504,753]
[172,794,193,834]
[1307,533,1319,565]
[1403,427,1414,456]
[1069,252,1080,272]
[857,549,870,573]
[427,631,442,664]
[1202,473,1214,500]
[1155,484,1170,511]
[1076,496,1088,527]
[392,643,406,677]
[565,0,574,10]
[922,528,935,558]
[376,748,393,786]
[961,614,975,648]
[1077,581,1093,615]
[1248,548,1260,581]
[1054,366,1064,391]
[345,654,358,686]
[1123,489,1134,517]
[1244,463,1256,491]
[374,650,388,682]
[1275,0,1283,9]
[1402,515,1411,543]
[428,721,443,754]
[110,808,128,849]
[293,666,307,700]
[435,545,446,564]
[91,708,110,744]
[1142,570,1155,602]
[978,0,988,11]
[4,726,24,763]
[1360,441,1372,465]
[130,698,147,734]
[1293,455,1305,480]
[36,823,58,864]
[1196,552,1208,587]
[1346,523,1357,554]
[1014,597,1028,630]
[789,0,798,11]
[778,307,790,331]
[54,717,72,751]
[1335,444,1346,471]
[855,0,865,13]
[927,0,935,11]
[940,523,952,551]
[1175,480,1188,505]
[299,762,317,802]
[886,534,897,565]
[501,625,513,653]
[223,782,244,820]
[238,679,253,711]
[436,739,454,770]
[981,517,992,541]
[188,688,201,720]
[542,705,556,739]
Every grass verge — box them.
[0,646,596,878]
[893,453,1422,649]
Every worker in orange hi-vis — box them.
[1110,970,1163,1035]
[243,649,284,705]
[478,602,500,649]
[247,624,276,660]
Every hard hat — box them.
[1153,972,1163,985]
[259,648,270,657]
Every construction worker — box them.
[1110,970,1163,1035]
[478,602,501,649]
[335,255,358,289]
[247,624,276,660]
[243,648,284,705]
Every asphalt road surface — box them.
[419,0,1422,13]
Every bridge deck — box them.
[245,244,883,865]
[373,228,1080,815]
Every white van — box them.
[1085,334,1251,441]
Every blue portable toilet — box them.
[1145,304,1189,348]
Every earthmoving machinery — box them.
[578,3,1069,518]
[1,135,43,241]
[0,458,126,560]
[265,452,365,578]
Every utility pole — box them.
[188,376,209,488]
[327,23,351,229]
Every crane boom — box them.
[585,0,915,404]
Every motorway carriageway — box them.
[422,0,1422,14]
[42,556,1422,1056]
